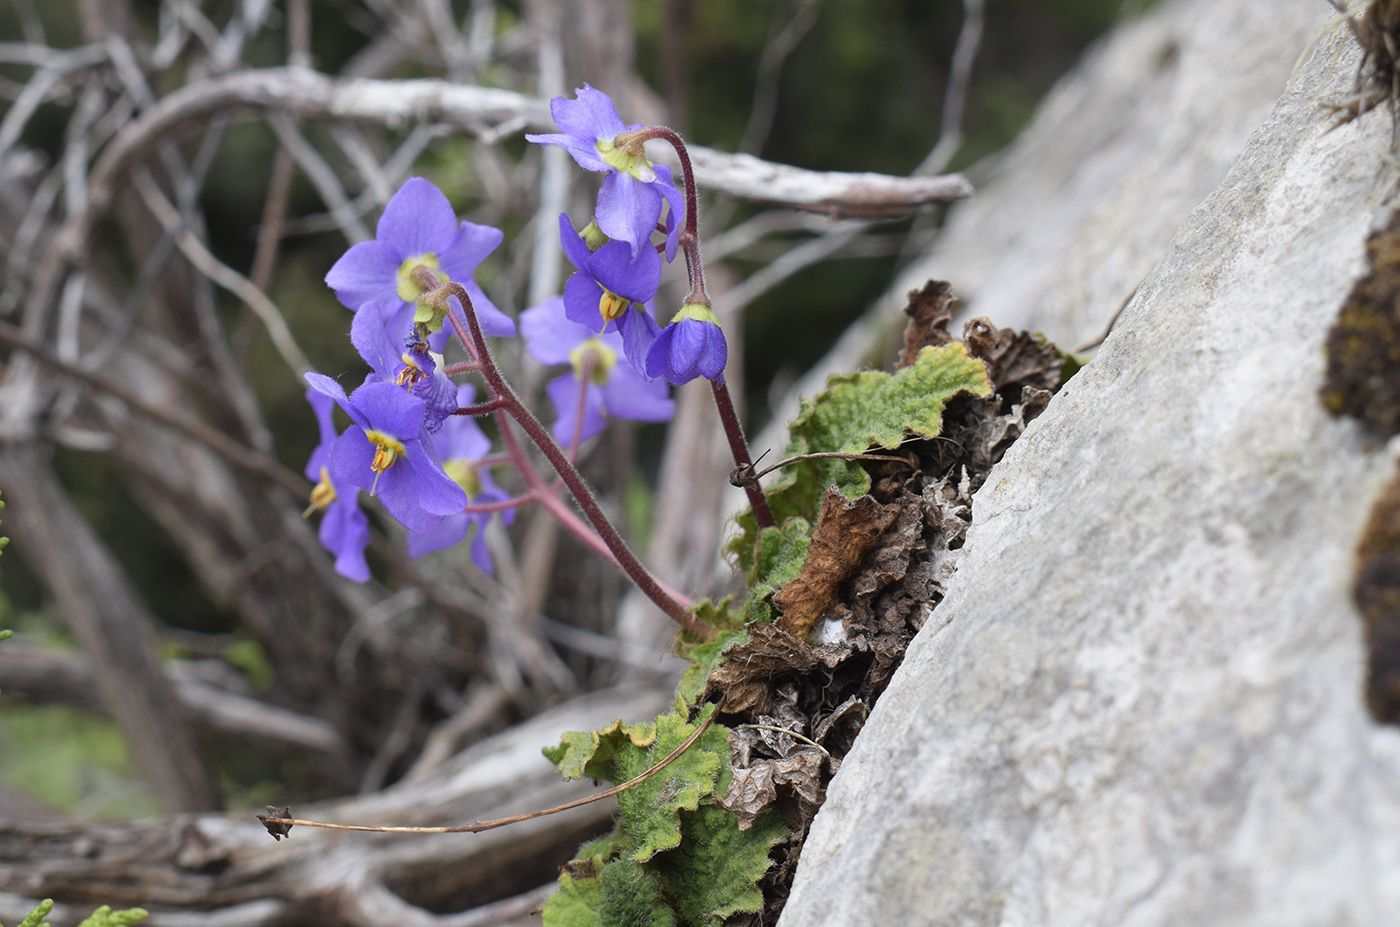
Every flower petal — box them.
[406,434,469,517]
[666,318,706,379]
[321,493,371,582]
[562,272,607,332]
[547,372,607,445]
[522,296,591,365]
[588,239,660,304]
[469,523,494,575]
[558,213,593,273]
[697,322,728,380]
[436,220,503,282]
[305,373,369,430]
[305,389,339,481]
[616,305,661,376]
[552,84,629,144]
[375,177,459,257]
[601,362,673,423]
[325,240,402,311]
[350,301,407,379]
[407,513,467,558]
[348,380,426,440]
[524,131,609,173]
[653,164,685,262]
[373,463,447,534]
[596,171,661,257]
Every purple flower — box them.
[526,86,684,258]
[407,386,516,574]
[521,296,674,444]
[351,300,457,433]
[558,214,662,373]
[303,389,371,583]
[305,374,467,534]
[645,303,728,385]
[324,178,513,342]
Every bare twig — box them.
[739,0,823,156]
[916,0,985,176]
[257,705,719,838]
[130,167,316,374]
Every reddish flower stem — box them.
[711,377,774,528]
[453,398,506,416]
[436,284,707,636]
[615,125,774,529]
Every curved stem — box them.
[435,283,708,637]
[616,125,775,529]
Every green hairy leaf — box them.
[597,856,675,927]
[731,341,991,573]
[542,872,605,927]
[612,705,726,862]
[651,805,788,926]
[544,718,659,782]
[740,518,812,626]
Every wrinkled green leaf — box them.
[545,718,659,783]
[575,827,627,873]
[741,519,812,626]
[614,705,727,862]
[543,872,603,927]
[674,626,747,711]
[652,805,788,926]
[598,856,675,927]
[732,342,990,573]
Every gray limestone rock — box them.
[779,4,1400,926]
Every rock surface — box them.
[780,3,1400,926]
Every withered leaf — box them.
[962,317,1063,395]
[898,280,956,368]
[812,696,868,751]
[257,806,293,841]
[774,490,897,637]
[850,495,925,597]
[721,749,828,830]
[719,763,777,831]
[707,624,815,714]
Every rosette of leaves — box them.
[541,703,787,926]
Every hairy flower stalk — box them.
[614,124,775,529]
[423,280,712,639]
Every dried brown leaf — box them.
[707,625,815,714]
[962,317,1062,395]
[774,491,898,637]
[897,280,957,368]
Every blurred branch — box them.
[130,167,316,374]
[916,0,985,176]
[26,67,970,333]
[0,685,673,921]
[0,443,220,812]
[0,641,351,759]
[739,0,822,156]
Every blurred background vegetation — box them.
[0,0,1139,818]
